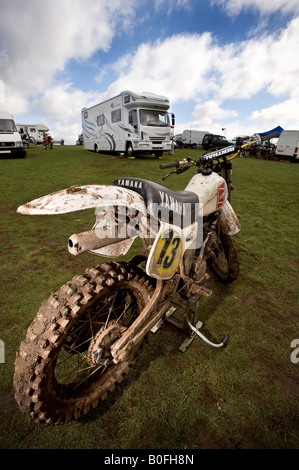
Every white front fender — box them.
[17,184,147,215]
[219,200,241,235]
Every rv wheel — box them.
[154,151,163,159]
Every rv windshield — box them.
[0,119,17,133]
[139,109,169,127]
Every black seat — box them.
[113,177,199,226]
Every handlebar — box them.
[159,159,180,170]
[160,137,258,177]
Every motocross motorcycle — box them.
[13,136,259,424]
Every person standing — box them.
[43,132,48,149]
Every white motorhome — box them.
[181,129,210,148]
[82,91,174,158]
[0,111,26,158]
[16,123,49,144]
[275,130,299,161]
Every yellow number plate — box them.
[148,227,183,279]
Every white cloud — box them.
[0,0,140,142]
[249,97,299,129]
[0,0,195,143]
[192,100,238,122]
[211,0,299,16]
[107,16,299,104]
[102,15,299,136]
[154,0,192,14]
[0,0,138,104]
[33,82,100,140]
[104,33,220,102]
[217,16,299,102]
[36,84,96,121]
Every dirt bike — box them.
[13,136,259,424]
[20,132,34,149]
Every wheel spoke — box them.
[55,290,139,386]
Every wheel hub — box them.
[87,321,125,366]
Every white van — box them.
[16,123,49,144]
[82,90,174,158]
[181,129,210,148]
[275,130,299,161]
[0,111,26,158]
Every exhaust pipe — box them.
[68,229,128,255]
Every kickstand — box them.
[151,295,229,352]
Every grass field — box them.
[0,144,298,449]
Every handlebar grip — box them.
[160,159,180,170]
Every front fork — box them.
[221,160,233,201]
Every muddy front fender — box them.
[218,200,241,235]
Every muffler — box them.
[68,229,128,255]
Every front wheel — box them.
[154,150,163,159]
[126,142,134,158]
[14,262,153,424]
[208,231,239,283]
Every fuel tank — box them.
[184,172,227,216]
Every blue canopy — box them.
[257,126,284,140]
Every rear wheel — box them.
[14,262,153,424]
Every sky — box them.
[0,0,299,144]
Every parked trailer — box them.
[82,91,174,158]
[275,130,299,161]
[16,123,49,144]
[181,129,210,148]
[0,111,26,158]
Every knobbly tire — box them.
[209,231,239,283]
[14,261,153,424]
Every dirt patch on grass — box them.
[250,356,299,399]
[184,428,222,449]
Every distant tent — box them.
[257,126,284,141]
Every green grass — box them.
[0,145,298,449]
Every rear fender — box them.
[17,184,146,215]
[17,185,147,258]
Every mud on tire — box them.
[13,262,153,424]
